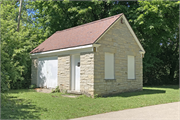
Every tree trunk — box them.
[0,0,3,4]
[17,0,23,32]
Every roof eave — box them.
[30,44,96,58]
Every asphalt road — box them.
[69,102,180,120]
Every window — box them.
[105,53,114,79]
[128,55,135,79]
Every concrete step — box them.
[66,90,82,95]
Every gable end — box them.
[94,14,145,54]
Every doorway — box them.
[71,54,80,91]
[37,57,58,88]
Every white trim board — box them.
[31,44,94,58]
[122,15,145,54]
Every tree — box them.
[129,0,179,85]
[17,0,23,32]
[29,1,138,39]
[1,0,42,91]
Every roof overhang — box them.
[30,44,101,59]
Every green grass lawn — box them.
[1,85,179,119]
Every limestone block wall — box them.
[58,55,70,90]
[31,59,37,85]
[94,18,143,96]
[80,53,94,96]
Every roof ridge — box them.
[56,13,123,34]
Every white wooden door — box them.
[38,58,47,87]
[71,55,80,91]
[38,57,58,88]
[46,57,58,88]
[75,55,80,91]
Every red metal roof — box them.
[30,13,123,54]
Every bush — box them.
[29,84,36,89]
[1,71,10,92]
[52,86,60,93]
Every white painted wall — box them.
[105,53,114,79]
[46,57,58,88]
[37,57,58,88]
[38,58,47,87]
[128,55,135,79]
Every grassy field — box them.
[1,85,179,119]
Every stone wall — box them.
[56,53,94,96]
[58,55,70,91]
[94,18,143,96]
[80,53,94,96]
[31,59,37,85]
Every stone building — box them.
[30,13,145,97]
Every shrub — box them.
[29,84,36,89]
[52,86,60,93]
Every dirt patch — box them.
[35,88,53,93]
[61,95,78,98]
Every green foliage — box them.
[1,1,42,91]
[52,86,60,93]
[29,1,136,38]
[29,84,36,89]
[129,0,179,85]
[94,94,99,98]
[77,94,88,99]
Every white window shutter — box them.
[105,53,114,79]
[128,55,135,79]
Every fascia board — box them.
[30,44,93,58]
[122,15,145,54]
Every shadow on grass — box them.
[105,89,166,98]
[144,85,179,89]
[5,89,37,94]
[1,94,47,119]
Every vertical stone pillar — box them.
[80,52,94,96]
[58,55,70,92]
